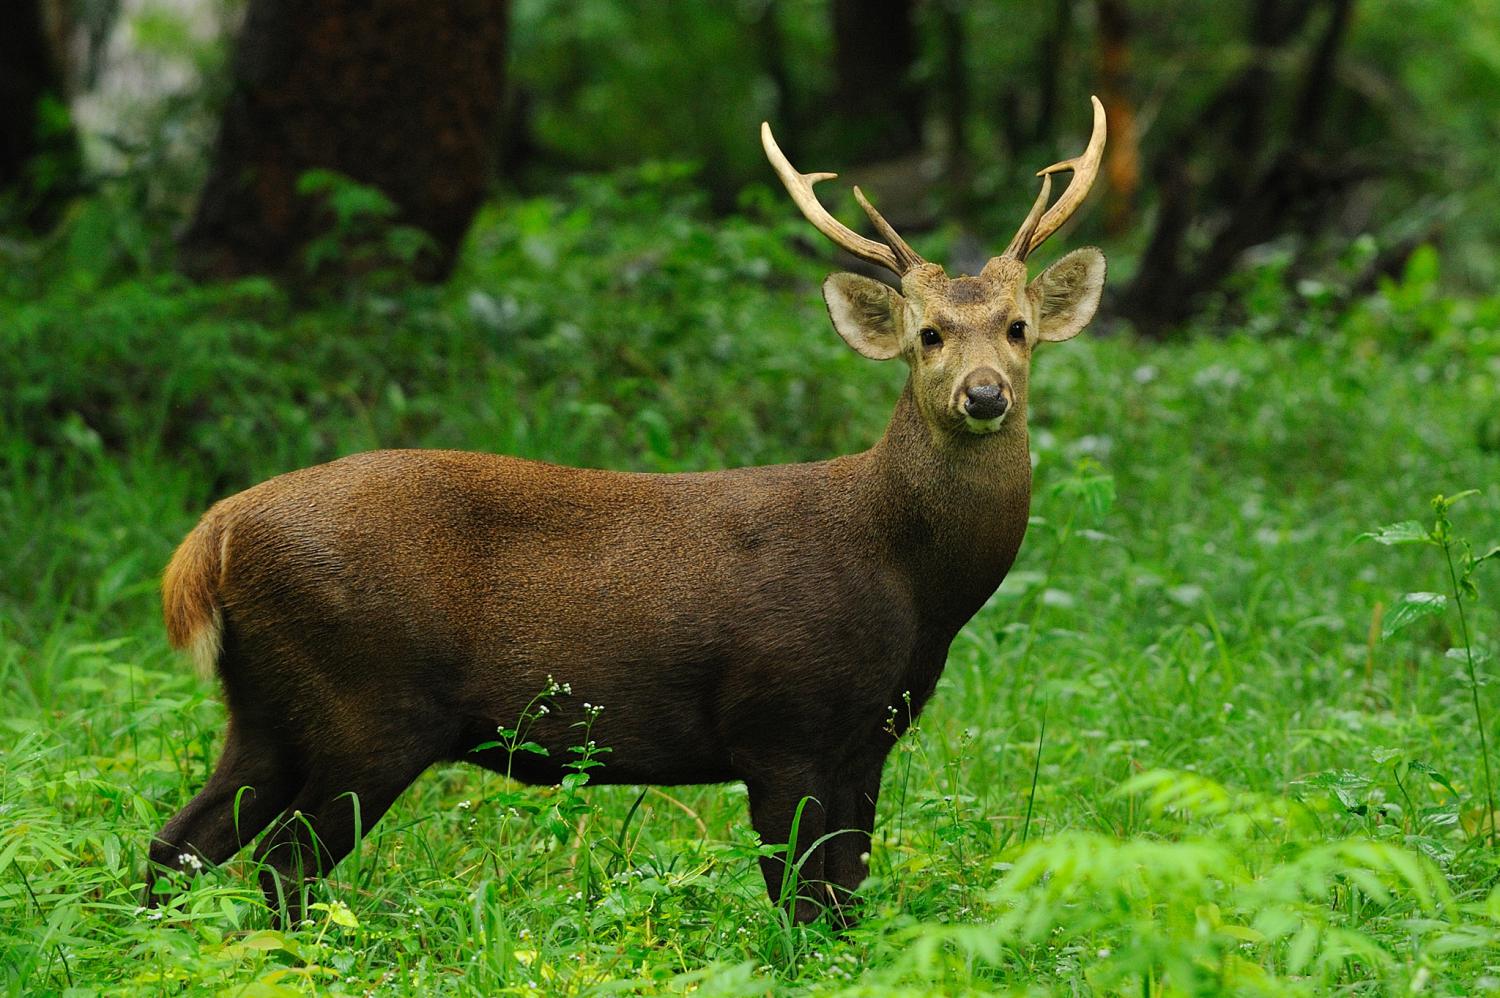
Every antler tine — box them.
[761,122,910,277]
[999,173,1053,261]
[1022,95,1107,258]
[853,186,927,273]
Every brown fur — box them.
[147,253,1104,926]
[162,515,227,679]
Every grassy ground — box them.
[4,174,1500,995]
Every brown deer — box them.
[147,98,1107,924]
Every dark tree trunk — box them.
[755,2,801,154]
[179,0,509,282]
[1118,0,1360,336]
[832,0,922,162]
[1095,0,1139,236]
[1,0,83,233]
[937,0,970,210]
[1032,0,1074,147]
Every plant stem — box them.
[1021,702,1047,846]
[1443,541,1496,847]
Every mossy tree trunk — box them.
[179,0,508,282]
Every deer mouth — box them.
[962,412,1007,435]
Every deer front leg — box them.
[822,755,884,925]
[745,765,829,924]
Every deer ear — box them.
[823,273,903,360]
[1028,247,1106,343]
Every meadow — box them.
[4,171,1500,995]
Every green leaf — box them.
[1402,760,1460,799]
[1437,489,1481,511]
[1445,646,1492,666]
[326,902,359,928]
[1050,468,1116,525]
[1383,592,1448,639]
[1357,521,1432,546]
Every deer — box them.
[146,98,1107,925]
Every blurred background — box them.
[6,0,1499,324]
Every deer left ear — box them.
[1028,247,1106,342]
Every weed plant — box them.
[3,168,1500,994]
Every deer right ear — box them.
[823,274,904,360]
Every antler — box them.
[1004,95,1107,261]
[761,122,926,277]
[999,174,1053,260]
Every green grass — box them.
[3,172,1500,995]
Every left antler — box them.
[1003,96,1107,261]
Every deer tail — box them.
[162,513,228,681]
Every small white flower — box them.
[1097,948,1111,959]
[457,799,471,810]
[178,852,203,871]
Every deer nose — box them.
[964,384,1008,421]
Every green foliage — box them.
[296,169,440,288]
[1364,491,1500,848]
[3,171,1500,993]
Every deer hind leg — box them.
[745,763,832,924]
[144,719,302,906]
[252,749,433,927]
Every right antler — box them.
[1003,96,1108,261]
[761,123,926,277]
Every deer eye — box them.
[919,327,943,348]
[1007,319,1027,343]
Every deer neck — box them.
[859,380,1033,630]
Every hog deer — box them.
[147,99,1107,924]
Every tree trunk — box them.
[1094,0,1139,236]
[0,0,83,233]
[1118,0,1360,335]
[755,2,801,154]
[179,0,509,282]
[937,0,971,208]
[1032,0,1074,147]
[832,0,922,162]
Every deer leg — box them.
[251,753,429,927]
[822,758,885,924]
[144,720,301,905]
[745,767,830,924]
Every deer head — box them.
[762,97,1107,438]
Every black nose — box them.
[964,384,1008,421]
